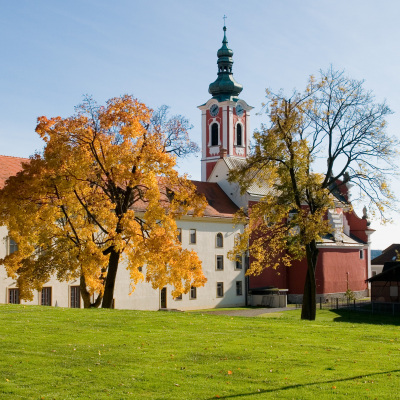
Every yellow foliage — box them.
[0,96,207,304]
[229,89,334,275]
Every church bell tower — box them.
[198,24,253,181]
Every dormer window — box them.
[166,188,175,202]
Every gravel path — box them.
[200,307,293,317]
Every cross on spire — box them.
[223,15,227,27]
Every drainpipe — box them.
[245,251,249,307]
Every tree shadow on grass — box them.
[330,309,400,326]
[205,369,400,399]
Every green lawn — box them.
[0,305,399,399]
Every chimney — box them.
[220,147,227,159]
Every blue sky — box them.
[1,0,399,249]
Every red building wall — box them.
[250,247,368,296]
[315,248,368,294]
[249,263,287,290]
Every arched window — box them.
[211,123,219,146]
[236,124,243,146]
[216,232,223,248]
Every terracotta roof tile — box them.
[132,180,240,218]
[0,155,29,189]
[191,181,239,218]
[0,156,240,219]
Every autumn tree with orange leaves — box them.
[0,95,206,308]
[230,68,398,320]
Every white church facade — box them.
[0,210,246,310]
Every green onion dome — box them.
[208,26,243,102]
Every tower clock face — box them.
[236,104,244,117]
[210,104,219,117]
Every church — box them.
[0,25,372,309]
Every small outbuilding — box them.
[368,261,400,302]
[371,244,400,276]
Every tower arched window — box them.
[236,123,243,146]
[211,123,219,146]
[216,233,223,248]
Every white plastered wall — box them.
[207,160,249,210]
[0,217,245,310]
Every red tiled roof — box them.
[0,156,240,219]
[132,180,239,218]
[191,181,239,218]
[0,155,29,189]
[371,243,400,265]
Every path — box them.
[200,307,294,317]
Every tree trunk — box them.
[301,240,319,320]
[80,274,103,308]
[101,249,120,308]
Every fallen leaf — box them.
[227,371,232,375]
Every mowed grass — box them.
[0,306,400,399]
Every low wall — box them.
[288,289,369,304]
[251,294,287,308]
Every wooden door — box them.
[160,287,167,309]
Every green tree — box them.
[230,68,398,320]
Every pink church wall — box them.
[250,247,368,296]
[287,248,368,295]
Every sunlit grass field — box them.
[0,305,399,399]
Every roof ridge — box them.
[0,154,29,160]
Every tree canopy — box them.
[229,68,398,320]
[0,95,207,308]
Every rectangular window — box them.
[177,228,182,243]
[190,286,197,299]
[216,282,224,298]
[70,286,80,308]
[236,281,243,296]
[359,250,364,259]
[175,294,182,300]
[41,287,52,306]
[9,288,20,304]
[235,255,243,270]
[189,229,196,244]
[216,255,224,270]
[390,286,398,297]
[6,237,18,256]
